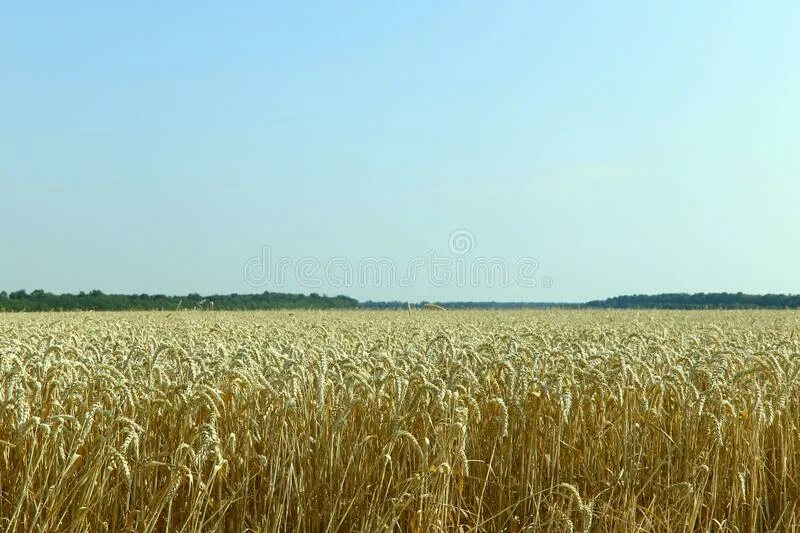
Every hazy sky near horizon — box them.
[2,2,799,302]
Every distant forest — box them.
[2,290,800,312]
[585,293,800,309]
[0,290,358,312]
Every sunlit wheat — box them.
[1,309,799,531]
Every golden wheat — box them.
[1,309,800,531]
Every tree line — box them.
[0,290,358,312]
[585,292,800,309]
[3,290,799,312]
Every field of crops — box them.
[2,310,800,531]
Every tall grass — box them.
[1,310,800,531]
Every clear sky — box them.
[2,2,798,302]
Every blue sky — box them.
[2,2,798,302]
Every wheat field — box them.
[2,310,800,531]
